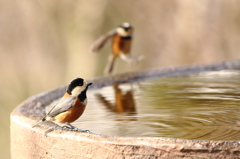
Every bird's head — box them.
[116,22,134,37]
[67,78,92,96]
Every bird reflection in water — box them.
[95,84,137,120]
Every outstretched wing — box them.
[46,96,76,118]
[91,29,116,53]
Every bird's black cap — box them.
[67,78,84,95]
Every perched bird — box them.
[91,22,143,74]
[32,78,92,132]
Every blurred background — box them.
[1,0,240,158]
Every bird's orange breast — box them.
[112,35,131,56]
[112,35,121,56]
[54,98,86,123]
[119,38,131,54]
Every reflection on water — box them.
[95,84,136,116]
[74,70,240,140]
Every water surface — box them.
[75,70,240,140]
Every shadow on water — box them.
[74,70,240,140]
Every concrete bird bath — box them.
[11,59,240,158]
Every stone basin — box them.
[11,59,240,158]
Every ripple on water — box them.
[74,70,240,140]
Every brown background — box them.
[1,0,240,158]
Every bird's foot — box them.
[62,123,90,132]
[62,126,90,132]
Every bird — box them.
[91,22,144,74]
[32,78,92,132]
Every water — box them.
[74,70,240,140]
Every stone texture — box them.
[11,114,240,159]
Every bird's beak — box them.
[87,82,93,87]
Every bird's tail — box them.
[32,117,45,128]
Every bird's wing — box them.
[46,96,76,118]
[91,29,116,52]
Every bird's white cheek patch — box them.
[116,28,129,37]
[71,84,87,96]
